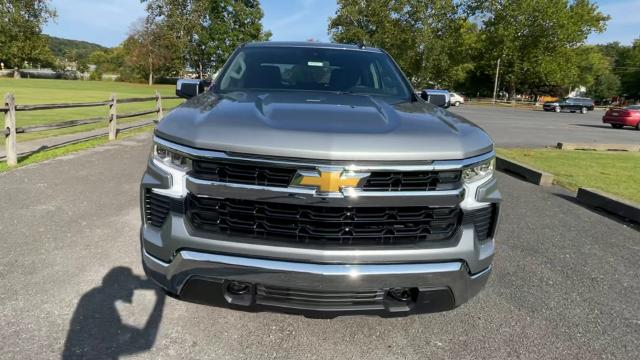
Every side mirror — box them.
[176,79,211,99]
[421,90,450,108]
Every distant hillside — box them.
[46,35,107,60]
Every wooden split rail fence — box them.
[2,92,180,167]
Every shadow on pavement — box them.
[62,267,165,360]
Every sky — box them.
[43,0,639,48]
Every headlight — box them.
[153,144,191,171]
[462,158,495,183]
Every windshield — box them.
[217,46,411,100]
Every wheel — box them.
[454,101,461,107]
[554,106,561,113]
[611,124,623,129]
[636,121,640,130]
[580,107,587,114]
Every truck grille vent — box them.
[185,195,460,246]
[362,171,461,191]
[462,205,497,241]
[190,160,296,187]
[191,159,461,192]
[256,285,385,311]
[144,191,183,227]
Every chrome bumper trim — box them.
[142,249,491,306]
[186,176,465,206]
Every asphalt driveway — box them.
[1,133,638,359]
[450,105,640,148]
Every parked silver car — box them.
[450,92,465,106]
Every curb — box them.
[576,188,640,224]
[495,156,554,186]
[557,142,640,152]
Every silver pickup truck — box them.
[141,42,500,317]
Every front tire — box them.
[454,101,461,107]
[555,106,561,113]
[611,124,623,129]
[580,107,587,114]
[635,121,640,130]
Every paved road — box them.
[1,133,638,359]
[449,105,639,148]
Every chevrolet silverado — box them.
[141,42,500,317]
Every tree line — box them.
[91,0,272,84]
[2,0,639,101]
[0,0,271,84]
[329,0,639,101]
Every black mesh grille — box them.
[363,171,461,191]
[190,160,296,187]
[463,205,497,241]
[144,191,184,227]
[186,195,461,246]
[144,191,172,227]
[256,285,385,310]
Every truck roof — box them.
[244,41,383,53]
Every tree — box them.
[588,72,620,101]
[618,39,640,99]
[124,19,180,84]
[142,0,271,78]
[475,0,609,97]
[88,47,126,78]
[568,45,615,91]
[0,0,56,76]
[202,0,271,75]
[328,0,477,89]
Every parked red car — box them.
[602,105,640,129]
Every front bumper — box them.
[603,116,636,126]
[143,248,491,316]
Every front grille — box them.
[190,160,296,187]
[191,159,461,192]
[186,195,460,246]
[363,171,461,191]
[463,205,497,241]
[256,285,385,310]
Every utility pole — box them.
[492,58,501,105]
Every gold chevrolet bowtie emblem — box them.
[292,170,369,193]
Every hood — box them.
[155,91,493,161]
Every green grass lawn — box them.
[0,78,183,142]
[497,148,640,203]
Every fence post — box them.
[108,93,117,140]
[4,93,17,166]
[155,91,163,123]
